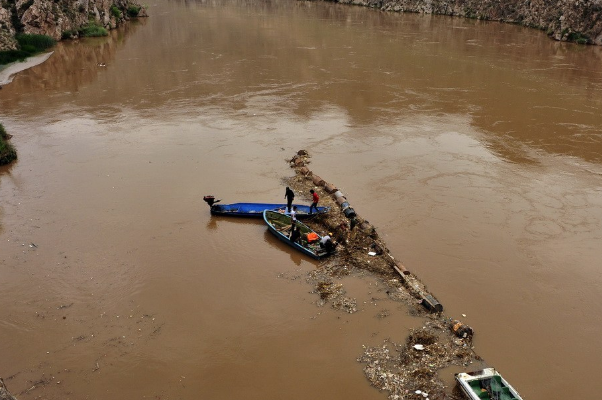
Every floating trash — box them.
[413,344,424,350]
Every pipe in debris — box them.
[421,294,443,313]
[324,182,337,193]
[336,197,348,206]
[393,264,410,276]
[333,190,345,200]
[312,175,325,186]
[343,207,356,219]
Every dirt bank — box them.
[285,150,487,399]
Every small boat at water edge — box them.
[203,196,329,218]
[455,368,523,400]
[263,210,332,260]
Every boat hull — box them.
[263,210,331,260]
[210,203,328,218]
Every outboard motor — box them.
[203,195,221,207]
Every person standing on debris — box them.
[284,187,295,212]
[309,189,319,214]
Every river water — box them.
[1,0,601,399]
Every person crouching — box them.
[319,233,337,252]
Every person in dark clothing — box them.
[319,234,336,252]
[284,187,295,212]
[309,189,319,214]
[289,224,301,243]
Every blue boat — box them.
[263,210,333,260]
[203,196,329,218]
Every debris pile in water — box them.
[0,378,18,400]
[359,318,481,399]
[313,278,358,313]
[284,150,482,399]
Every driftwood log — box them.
[0,379,17,400]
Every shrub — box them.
[127,5,141,17]
[0,142,18,165]
[0,49,31,65]
[61,29,76,39]
[0,123,8,140]
[0,34,56,65]
[20,44,36,53]
[79,23,108,37]
[0,123,18,165]
[110,5,122,19]
[16,33,56,51]
[566,31,590,45]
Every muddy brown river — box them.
[1,0,602,399]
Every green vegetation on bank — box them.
[566,31,590,45]
[79,22,109,37]
[0,123,17,166]
[0,33,56,66]
[111,5,123,19]
[61,22,108,39]
[127,5,141,17]
[60,3,143,40]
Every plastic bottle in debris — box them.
[450,320,473,338]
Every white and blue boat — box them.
[455,368,523,400]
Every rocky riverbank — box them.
[322,0,602,45]
[0,0,147,51]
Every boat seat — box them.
[498,388,515,400]
[469,381,490,399]
[490,376,503,390]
